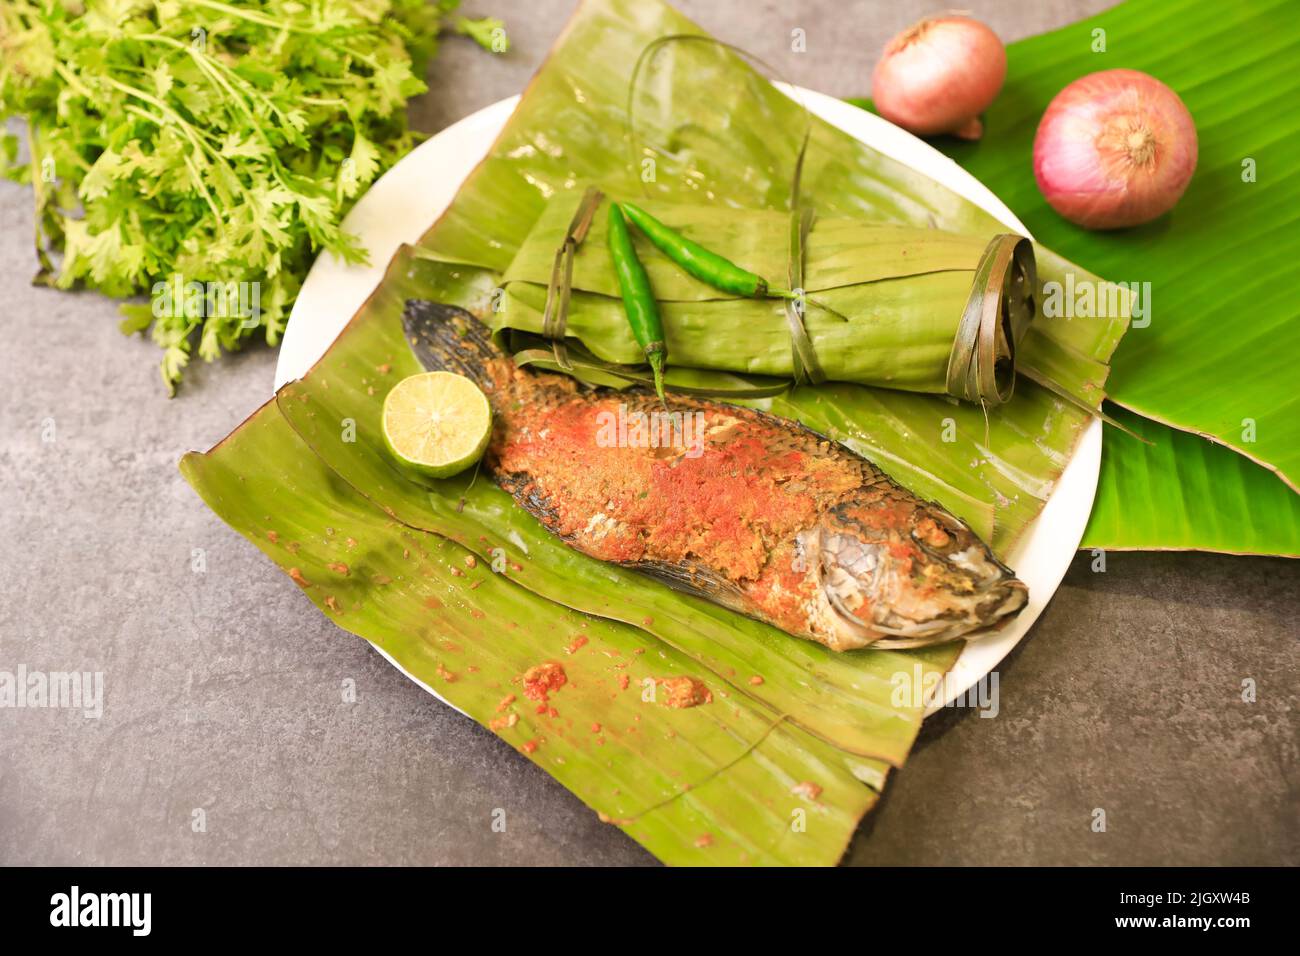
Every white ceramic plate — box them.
[276,87,1100,718]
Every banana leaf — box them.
[1082,405,1300,555]
[497,192,1034,399]
[274,244,956,765]
[409,0,1129,558]
[933,0,1300,552]
[180,400,890,864]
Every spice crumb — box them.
[658,677,712,709]
[792,781,823,801]
[522,662,567,702]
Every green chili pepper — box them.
[607,202,667,404]
[623,200,850,323]
[620,201,770,298]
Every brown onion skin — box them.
[872,16,1006,140]
[1034,69,1198,229]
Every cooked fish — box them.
[403,300,1028,651]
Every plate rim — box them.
[275,87,1100,721]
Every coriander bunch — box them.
[0,0,494,391]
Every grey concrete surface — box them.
[1,0,1296,867]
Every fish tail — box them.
[401,299,501,394]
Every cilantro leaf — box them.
[456,16,510,54]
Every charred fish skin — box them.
[402,300,1028,651]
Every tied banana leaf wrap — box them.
[496,193,1037,402]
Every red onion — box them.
[871,15,1006,140]
[1033,69,1198,229]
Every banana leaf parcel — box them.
[495,192,1036,403]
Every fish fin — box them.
[494,472,747,611]
[402,299,502,395]
[632,558,752,614]
[494,469,563,529]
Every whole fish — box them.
[404,300,1028,651]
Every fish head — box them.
[800,500,1028,650]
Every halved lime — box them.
[381,371,492,478]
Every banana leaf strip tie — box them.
[786,204,823,385]
[539,185,605,370]
[946,234,1037,404]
